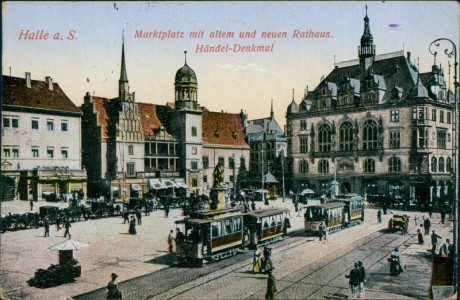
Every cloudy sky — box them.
[2,1,459,127]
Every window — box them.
[438,157,445,173]
[431,157,437,172]
[191,161,198,170]
[191,126,197,137]
[127,162,135,176]
[364,159,375,173]
[192,146,197,155]
[128,145,134,155]
[240,157,246,168]
[440,111,444,123]
[432,109,437,121]
[418,128,428,148]
[318,124,332,152]
[32,147,39,158]
[203,156,209,169]
[418,107,425,120]
[3,116,19,128]
[46,120,54,131]
[446,157,452,173]
[339,122,354,151]
[318,160,329,173]
[47,148,54,158]
[61,121,68,132]
[412,108,417,120]
[229,156,235,169]
[12,148,19,158]
[192,178,198,187]
[203,175,208,183]
[389,131,400,149]
[390,110,400,122]
[3,148,11,158]
[61,148,68,159]
[299,160,309,174]
[218,157,225,168]
[300,120,307,131]
[31,119,39,129]
[362,120,378,150]
[344,95,350,105]
[437,129,447,149]
[299,136,308,153]
[447,112,451,124]
[389,157,401,173]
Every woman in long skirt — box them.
[129,216,137,234]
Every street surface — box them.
[0,198,454,299]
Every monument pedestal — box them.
[210,187,226,210]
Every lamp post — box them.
[281,149,285,202]
[429,38,458,294]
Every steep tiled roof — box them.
[202,109,249,148]
[2,75,79,112]
[91,97,110,138]
[137,102,163,137]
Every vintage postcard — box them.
[1,1,458,299]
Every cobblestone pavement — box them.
[1,199,454,300]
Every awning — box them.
[49,239,89,251]
[111,187,119,192]
[263,172,278,183]
[130,184,142,191]
[149,179,166,190]
[162,179,177,188]
[301,189,315,195]
[176,182,188,189]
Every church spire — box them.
[359,5,376,71]
[120,31,128,83]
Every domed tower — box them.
[173,51,202,192]
[358,5,376,71]
[175,51,199,110]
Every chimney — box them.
[25,72,31,88]
[407,52,411,62]
[45,76,53,90]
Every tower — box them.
[119,32,130,102]
[358,5,376,71]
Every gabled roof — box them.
[91,96,110,138]
[2,75,79,113]
[137,102,163,137]
[202,109,249,148]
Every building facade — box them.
[286,10,455,208]
[2,73,86,201]
[81,44,250,200]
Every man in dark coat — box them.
[265,270,277,300]
[30,199,34,211]
[123,209,129,224]
[136,208,142,225]
[431,230,442,255]
[345,263,360,299]
[358,261,366,298]
[43,217,50,237]
[64,218,72,238]
[424,217,431,236]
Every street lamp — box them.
[429,38,458,294]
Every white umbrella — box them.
[300,189,315,195]
[255,189,269,193]
[49,239,89,251]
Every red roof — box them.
[2,75,79,113]
[137,102,163,137]
[202,109,249,147]
[91,96,110,138]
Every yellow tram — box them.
[243,208,290,249]
[334,194,364,225]
[304,202,345,235]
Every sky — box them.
[2,1,459,127]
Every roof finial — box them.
[365,4,368,17]
[184,51,187,65]
[270,98,274,118]
[433,51,437,65]
[292,88,295,101]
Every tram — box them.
[304,194,364,235]
[175,207,290,266]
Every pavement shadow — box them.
[144,253,177,267]
[324,293,348,299]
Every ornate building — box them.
[286,10,455,207]
[2,73,86,201]
[81,44,249,200]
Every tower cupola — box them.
[358,5,376,71]
[175,51,198,109]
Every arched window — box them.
[389,157,401,173]
[446,157,452,173]
[388,181,404,199]
[318,160,329,174]
[339,122,354,151]
[362,120,378,150]
[363,158,375,173]
[318,124,332,152]
[299,160,309,174]
[431,157,437,172]
[439,157,445,173]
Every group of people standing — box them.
[43,216,72,238]
[345,261,366,299]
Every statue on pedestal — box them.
[212,161,224,188]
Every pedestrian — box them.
[428,204,433,218]
[322,226,328,244]
[417,228,424,244]
[136,208,142,225]
[43,217,50,237]
[377,209,382,224]
[56,215,62,231]
[106,273,122,299]
[265,270,277,300]
[424,217,431,236]
[122,209,129,224]
[30,199,34,211]
[251,199,256,211]
[431,230,442,255]
[345,263,360,299]
[283,216,291,235]
[64,218,72,238]
[164,205,170,218]
[441,210,446,224]
[414,215,418,226]
[438,239,450,257]
[253,247,262,274]
[128,215,137,234]
[175,228,185,246]
[388,218,394,233]
[382,203,387,215]
[358,261,366,298]
[168,229,175,252]
[34,212,40,228]
[319,222,325,241]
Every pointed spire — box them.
[292,89,295,101]
[184,50,188,66]
[120,30,128,82]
